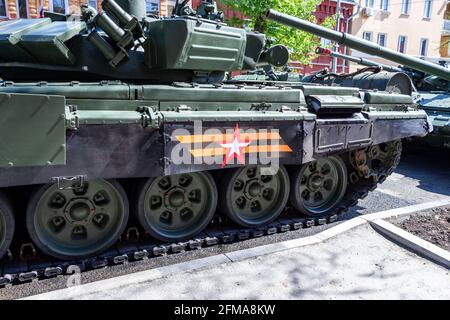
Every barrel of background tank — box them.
[114,0,146,20]
[316,48,403,73]
[266,9,450,82]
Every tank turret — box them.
[0,0,288,83]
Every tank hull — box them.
[416,92,450,148]
[0,82,430,188]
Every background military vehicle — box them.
[315,48,450,149]
[264,9,448,149]
[0,1,430,283]
[311,47,413,95]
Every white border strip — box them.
[361,199,450,222]
[370,219,450,269]
[23,199,450,300]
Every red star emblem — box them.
[219,124,251,167]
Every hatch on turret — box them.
[0,18,51,62]
[0,19,86,65]
[20,21,87,65]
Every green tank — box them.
[315,48,450,149]
[0,1,431,269]
[265,9,449,149]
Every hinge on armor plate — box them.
[137,106,160,128]
[52,175,87,190]
[65,105,79,130]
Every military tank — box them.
[314,48,450,149]
[264,9,449,149]
[0,1,430,276]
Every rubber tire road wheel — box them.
[0,192,14,261]
[135,172,218,242]
[290,156,348,218]
[26,179,129,260]
[219,166,290,228]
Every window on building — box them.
[363,31,373,42]
[419,38,428,57]
[423,0,433,19]
[88,0,97,9]
[146,0,159,14]
[365,0,374,8]
[0,0,7,17]
[378,33,387,47]
[50,0,68,14]
[18,0,28,18]
[380,0,389,11]
[401,0,410,15]
[398,35,407,53]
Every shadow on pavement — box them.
[397,146,450,197]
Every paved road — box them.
[1,147,450,300]
[33,223,450,300]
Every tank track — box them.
[0,142,402,287]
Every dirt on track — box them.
[396,206,450,252]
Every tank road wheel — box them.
[135,172,217,242]
[0,193,14,261]
[26,180,129,260]
[290,156,348,217]
[220,166,290,227]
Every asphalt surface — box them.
[1,146,450,300]
[34,223,450,300]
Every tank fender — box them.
[0,92,66,168]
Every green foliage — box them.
[221,0,335,64]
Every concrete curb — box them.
[23,199,450,300]
[225,217,367,262]
[226,200,450,262]
[370,219,450,269]
[360,199,450,222]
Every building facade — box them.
[350,0,446,69]
[439,2,450,57]
[0,0,238,19]
[0,0,178,19]
[294,0,356,74]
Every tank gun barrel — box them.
[316,47,403,73]
[266,9,450,82]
